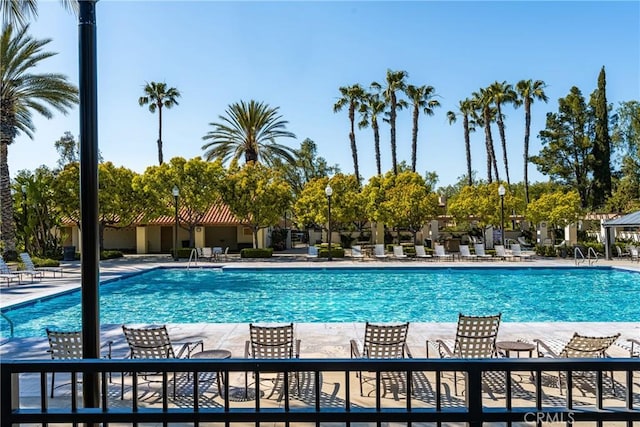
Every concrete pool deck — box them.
[1,253,639,360]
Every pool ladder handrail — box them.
[1,311,14,339]
[187,248,199,270]
[574,246,599,266]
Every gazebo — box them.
[602,210,640,259]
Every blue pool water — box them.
[2,267,639,338]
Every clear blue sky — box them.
[10,1,640,187]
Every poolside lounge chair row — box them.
[346,243,534,261]
[0,253,63,286]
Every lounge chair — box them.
[510,244,532,261]
[534,332,620,395]
[459,245,478,261]
[630,247,639,262]
[392,245,408,259]
[20,252,62,278]
[351,245,365,260]
[473,244,495,261]
[414,245,432,260]
[427,313,501,395]
[517,236,534,250]
[199,247,213,261]
[306,246,318,259]
[627,338,640,358]
[0,256,22,285]
[615,246,630,258]
[433,244,454,261]
[46,329,113,397]
[350,322,412,398]
[245,323,300,398]
[121,325,203,399]
[494,245,511,261]
[374,244,388,259]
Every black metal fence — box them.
[2,357,639,426]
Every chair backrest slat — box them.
[47,329,83,360]
[363,322,409,359]
[454,313,501,358]
[122,325,175,359]
[249,323,295,359]
[561,333,620,358]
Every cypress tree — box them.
[591,66,612,209]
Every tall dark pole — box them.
[173,186,179,261]
[78,0,100,411]
[21,185,27,253]
[325,185,333,261]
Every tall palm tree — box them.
[138,81,181,165]
[447,98,477,186]
[358,91,386,176]
[516,79,548,204]
[371,69,408,175]
[405,84,440,172]
[489,81,518,186]
[201,100,296,167]
[333,84,366,183]
[1,25,78,258]
[472,88,500,183]
[1,0,77,27]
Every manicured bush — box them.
[318,248,345,258]
[30,256,61,267]
[101,250,124,260]
[175,248,193,259]
[241,248,273,258]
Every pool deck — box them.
[1,253,639,361]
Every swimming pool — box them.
[2,267,639,338]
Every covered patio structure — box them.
[602,210,640,259]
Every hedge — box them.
[241,248,273,258]
[318,248,345,258]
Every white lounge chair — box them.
[414,245,432,260]
[494,245,511,261]
[517,236,534,250]
[459,245,478,261]
[306,246,318,259]
[473,243,494,261]
[392,245,408,259]
[373,244,388,259]
[0,256,22,285]
[630,247,639,263]
[351,245,365,260]
[20,252,62,278]
[434,244,455,261]
[510,244,532,261]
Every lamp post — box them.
[325,184,333,261]
[172,186,179,261]
[21,184,27,252]
[498,184,506,246]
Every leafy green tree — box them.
[405,84,440,172]
[359,91,385,175]
[531,86,593,208]
[472,87,499,183]
[612,100,640,160]
[447,98,477,186]
[607,101,640,212]
[138,81,181,165]
[53,130,102,168]
[489,81,518,186]
[448,182,516,242]
[14,166,63,257]
[334,84,367,183]
[516,79,548,204]
[526,190,583,231]
[1,24,78,259]
[273,138,339,197]
[202,100,296,167]
[56,162,145,251]
[363,171,439,244]
[221,163,291,248]
[590,66,612,208]
[133,156,226,247]
[371,69,408,175]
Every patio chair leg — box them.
[50,372,55,398]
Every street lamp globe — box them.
[325,185,333,197]
[498,184,506,197]
[172,185,180,197]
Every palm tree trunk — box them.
[411,107,419,172]
[523,99,531,204]
[157,105,164,165]
[483,107,500,183]
[0,141,17,258]
[390,95,398,175]
[463,114,472,186]
[349,106,360,183]
[373,118,381,175]
[496,103,510,186]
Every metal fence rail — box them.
[2,358,639,426]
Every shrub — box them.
[30,256,61,267]
[339,234,354,248]
[241,248,273,258]
[101,250,124,260]
[175,248,193,259]
[318,248,345,258]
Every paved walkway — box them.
[1,254,639,360]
